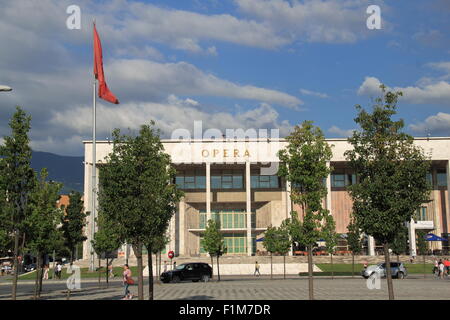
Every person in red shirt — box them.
[444,259,450,275]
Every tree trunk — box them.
[331,253,334,280]
[34,253,40,300]
[307,245,314,300]
[98,258,101,288]
[134,244,144,300]
[423,254,426,279]
[11,229,20,300]
[38,255,44,296]
[216,255,220,281]
[210,256,214,279]
[148,248,154,300]
[397,254,400,263]
[352,253,355,278]
[383,243,394,300]
[106,258,109,288]
[270,252,273,280]
[283,254,286,280]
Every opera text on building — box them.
[82,137,450,260]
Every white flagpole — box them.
[89,20,97,272]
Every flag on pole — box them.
[93,23,119,104]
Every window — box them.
[415,207,427,221]
[331,173,356,187]
[222,233,247,254]
[199,209,248,229]
[331,174,345,187]
[211,170,243,189]
[426,172,433,185]
[437,169,447,187]
[176,169,206,189]
[251,175,279,189]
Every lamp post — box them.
[0,85,12,92]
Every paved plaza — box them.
[0,276,449,300]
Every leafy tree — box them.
[148,233,169,283]
[98,122,182,300]
[278,120,333,300]
[0,107,35,300]
[345,86,431,299]
[262,225,278,280]
[92,211,122,287]
[322,214,338,279]
[61,191,87,263]
[25,168,63,298]
[201,219,226,281]
[346,215,362,278]
[390,224,408,263]
[416,230,428,278]
[276,221,292,279]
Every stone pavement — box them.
[1,276,449,300]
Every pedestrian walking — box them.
[57,263,63,279]
[444,259,450,275]
[254,261,261,276]
[163,260,168,272]
[173,261,177,270]
[108,264,114,278]
[122,264,134,300]
[43,265,49,280]
[438,259,445,279]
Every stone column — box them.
[246,161,252,256]
[408,219,417,257]
[206,162,211,222]
[178,199,185,255]
[326,161,332,213]
[286,179,293,256]
[368,236,375,256]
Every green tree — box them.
[148,233,169,284]
[25,168,63,298]
[0,107,35,300]
[92,211,122,287]
[276,221,292,279]
[390,224,408,263]
[322,214,338,279]
[98,122,182,300]
[416,230,428,278]
[61,191,87,263]
[262,225,278,280]
[346,215,362,278]
[201,219,226,281]
[278,120,333,300]
[345,86,431,299]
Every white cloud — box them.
[328,126,354,137]
[357,76,450,106]
[409,113,450,136]
[235,0,382,44]
[357,76,384,96]
[106,59,303,109]
[299,88,329,98]
[48,98,294,154]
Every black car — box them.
[24,263,37,272]
[160,263,212,283]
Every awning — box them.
[425,233,447,241]
[256,237,264,242]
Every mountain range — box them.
[31,151,84,194]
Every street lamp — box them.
[0,85,12,92]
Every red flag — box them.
[93,24,119,104]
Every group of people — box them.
[433,259,450,279]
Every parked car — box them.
[24,263,37,272]
[361,262,407,279]
[160,263,212,283]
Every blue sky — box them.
[0,0,449,155]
